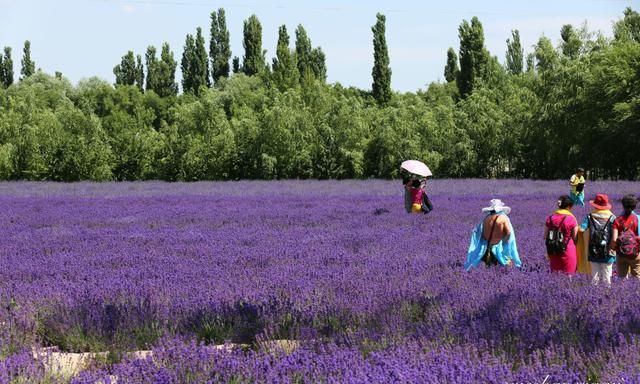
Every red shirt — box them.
[613,214,638,234]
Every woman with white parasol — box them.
[400,160,432,214]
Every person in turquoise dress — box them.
[465,199,522,271]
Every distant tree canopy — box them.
[0,8,638,181]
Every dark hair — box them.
[558,195,574,209]
[412,179,421,188]
[576,168,584,174]
[622,194,637,210]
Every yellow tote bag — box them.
[576,230,591,274]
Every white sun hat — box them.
[481,199,511,215]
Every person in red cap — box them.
[579,193,616,286]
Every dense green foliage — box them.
[0,8,638,181]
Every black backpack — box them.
[588,214,614,260]
[421,192,433,214]
[545,215,567,256]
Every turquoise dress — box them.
[464,213,522,271]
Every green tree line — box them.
[0,8,638,181]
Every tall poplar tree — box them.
[145,46,159,92]
[457,17,488,98]
[505,29,523,75]
[614,7,640,43]
[2,47,13,87]
[534,36,558,73]
[114,51,137,86]
[181,34,196,94]
[292,25,326,83]
[560,24,581,59]
[242,14,265,76]
[210,8,231,84]
[20,40,35,80]
[135,54,145,92]
[525,53,535,73]
[295,25,312,80]
[157,42,178,97]
[371,12,391,105]
[444,47,459,82]
[193,27,211,90]
[232,57,240,73]
[272,25,298,90]
[181,29,209,95]
[310,47,326,82]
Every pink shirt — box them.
[545,212,578,274]
[408,187,423,205]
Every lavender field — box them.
[3,180,640,383]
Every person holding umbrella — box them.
[405,176,425,214]
[400,160,432,214]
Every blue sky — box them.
[0,0,634,92]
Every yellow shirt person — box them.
[569,168,585,206]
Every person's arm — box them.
[579,215,589,232]
[610,227,619,251]
[571,224,579,243]
[569,175,577,187]
[501,217,512,241]
[543,226,550,259]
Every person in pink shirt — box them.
[405,178,424,214]
[545,195,579,274]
